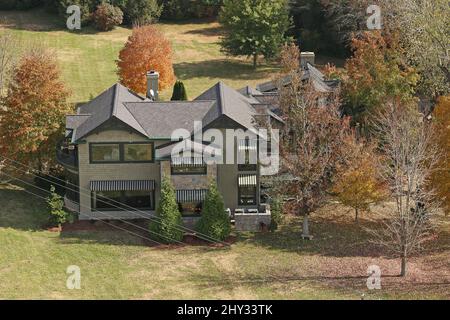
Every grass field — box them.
[1,182,449,299]
[0,9,281,104]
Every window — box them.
[90,142,154,163]
[171,157,206,175]
[91,144,120,162]
[92,190,154,211]
[238,186,257,205]
[124,143,153,162]
[238,139,257,171]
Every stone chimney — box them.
[146,70,159,101]
[300,52,315,69]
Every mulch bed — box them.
[60,219,236,248]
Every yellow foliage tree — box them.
[431,96,450,215]
[332,141,387,222]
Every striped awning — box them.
[238,139,257,151]
[171,157,204,166]
[90,180,155,191]
[238,174,257,186]
[176,189,208,203]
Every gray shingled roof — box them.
[68,81,278,143]
[66,114,91,130]
[124,101,215,138]
[73,83,147,142]
[256,63,338,93]
[195,81,259,131]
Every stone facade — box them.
[234,212,271,232]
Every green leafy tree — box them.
[170,80,188,101]
[269,197,283,232]
[219,0,291,68]
[149,178,183,243]
[47,185,70,228]
[125,0,162,25]
[196,182,231,241]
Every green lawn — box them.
[1,182,449,299]
[0,9,280,104]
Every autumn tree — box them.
[371,99,440,277]
[0,48,71,171]
[382,0,449,98]
[219,0,291,68]
[270,43,352,238]
[430,96,450,215]
[117,25,175,95]
[341,31,418,128]
[92,3,123,31]
[332,138,387,222]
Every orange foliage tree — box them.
[341,31,418,128]
[0,49,71,171]
[332,138,387,221]
[117,25,175,95]
[431,96,450,215]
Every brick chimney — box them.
[300,52,315,69]
[146,70,159,101]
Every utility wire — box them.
[0,154,231,246]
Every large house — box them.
[57,52,333,230]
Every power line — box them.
[0,171,185,246]
[0,154,231,246]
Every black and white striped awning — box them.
[171,157,205,166]
[176,189,208,203]
[90,180,155,191]
[238,174,257,186]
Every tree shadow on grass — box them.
[240,215,387,258]
[0,182,48,231]
[174,59,279,82]
[242,213,450,258]
[184,25,224,37]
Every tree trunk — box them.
[355,208,359,222]
[302,213,311,239]
[400,247,407,277]
[253,54,257,69]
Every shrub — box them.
[125,0,162,25]
[269,197,283,232]
[47,185,71,227]
[92,3,123,31]
[149,178,183,243]
[162,0,222,20]
[170,80,188,101]
[0,0,42,10]
[196,182,231,241]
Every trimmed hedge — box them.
[149,177,184,243]
[196,181,231,241]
